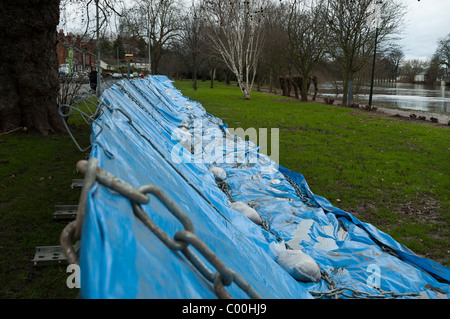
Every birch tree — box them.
[324,0,405,105]
[200,0,267,100]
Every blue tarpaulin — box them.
[78,75,449,299]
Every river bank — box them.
[316,82,450,114]
[313,96,450,128]
[258,87,450,127]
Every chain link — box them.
[309,270,420,299]
[60,158,98,265]
[282,173,320,208]
[61,158,261,299]
[216,180,234,202]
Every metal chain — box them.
[60,158,99,265]
[216,180,234,202]
[282,173,320,208]
[61,158,261,299]
[309,270,420,299]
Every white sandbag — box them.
[173,127,192,141]
[269,241,321,283]
[230,201,263,226]
[209,166,227,181]
[179,120,189,129]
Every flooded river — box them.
[318,82,450,114]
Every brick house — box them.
[57,29,97,73]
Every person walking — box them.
[89,67,98,93]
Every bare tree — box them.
[174,2,205,90]
[383,46,404,81]
[60,0,124,38]
[287,0,329,101]
[121,0,182,75]
[435,33,450,73]
[426,53,445,84]
[324,0,405,105]
[400,59,428,83]
[61,0,125,93]
[200,0,267,100]
[258,1,290,93]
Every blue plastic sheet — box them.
[79,75,449,299]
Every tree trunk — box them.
[151,44,162,75]
[300,78,308,102]
[210,68,216,88]
[269,69,273,93]
[342,81,348,106]
[193,68,197,91]
[342,69,354,106]
[0,0,64,135]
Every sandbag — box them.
[209,166,227,181]
[179,119,189,129]
[230,201,263,225]
[270,241,321,283]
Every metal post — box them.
[96,0,101,96]
[368,27,379,107]
[148,8,151,75]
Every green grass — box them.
[0,123,90,298]
[174,80,450,266]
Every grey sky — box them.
[399,0,450,60]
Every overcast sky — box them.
[399,0,450,60]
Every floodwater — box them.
[318,82,450,114]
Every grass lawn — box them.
[0,80,448,299]
[0,98,95,298]
[173,80,450,267]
